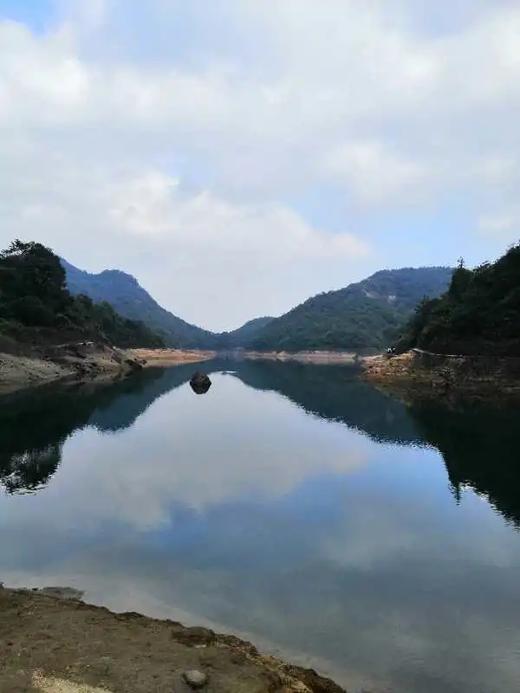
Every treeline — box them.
[0,240,163,348]
[398,243,520,356]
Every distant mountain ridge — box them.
[62,259,453,351]
[247,267,454,352]
[217,317,275,348]
[62,259,218,348]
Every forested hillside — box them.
[0,241,163,348]
[217,317,274,348]
[63,260,453,352]
[63,259,218,349]
[248,268,453,352]
[63,259,274,348]
[398,244,520,356]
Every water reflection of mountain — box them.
[0,360,425,495]
[408,399,520,527]
[3,359,520,530]
[221,359,422,445]
[0,365,195,493]
[225,360,520,527]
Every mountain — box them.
[0,241,163,348]
[62,259,453,352]
[399,243,520,356]
[247,267,454,352]
[62,259,217,348]
[217,317,274,349]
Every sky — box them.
[0,1,518,331]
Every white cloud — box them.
[478,212,520,239]
[108,171,368,264]
[106,171,370,328]
[0,142,371,328]
[322,141,428,204]
[1,375,369,530]
[0,1,519,327]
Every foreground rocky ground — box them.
[0,588,344,693]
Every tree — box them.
[400,242,520,355]
[0,240,69,317]
[0,239,164,346]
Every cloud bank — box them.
[0,1,518,329]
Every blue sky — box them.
[0,0,518,329]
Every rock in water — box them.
[182,669,208,688]
[190,371,211,394]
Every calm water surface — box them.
[1,360,520,692]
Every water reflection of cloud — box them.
[3,375,520,692]
[1,375,369,531]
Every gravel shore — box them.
[0,587,344,693]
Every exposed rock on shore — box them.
[362,350,520,399]
[190,371,212,394]
[0,346,215,394]
[0,587,345,693]
[0,343,140,394]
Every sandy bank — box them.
[128,348,216,367]
[242,351,358,365]
[0,587,344,693]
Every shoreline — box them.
[0,586,344,693]
[128,347,216,367]
[0,345,215,395]
[361,350,520,400]
[227,350,359,364]
[0,347,364,395]
[4,343,519,400]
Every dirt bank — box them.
[0,587,344,693]
[0,352,75,392]
[0,344,139,395]
[362,349,520,399]
[0,346,214,394]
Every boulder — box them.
[182,669,208,688]
[125,358,143,372]
[190,371,212,394]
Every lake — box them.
[1,359,520,693]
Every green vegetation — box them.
[63,259,276,348]
[0,241,163,348]
[398,244,520,355]
[62,258,217,348]
[247,267,453,352]
[63,259,453,352]
[217,317,274,348]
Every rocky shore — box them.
[0,343,142,394]
[0,345,214,394]
[0,586,344,693]
[362,349,520,399]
